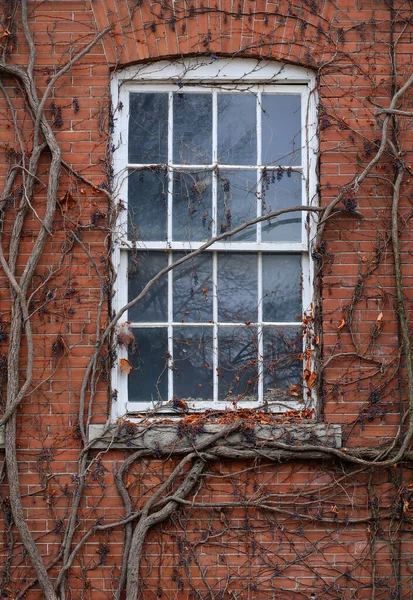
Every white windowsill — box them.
[88,422,342,451]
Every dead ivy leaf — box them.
[58,191,77,211]
[338,318,346,331]
[119,358,132,374]
[330,504,339,514]
[307,372,317,390]
[289,383,301,397]
[377,312,383,323]
[117,322,134,347]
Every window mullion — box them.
[212,90,219,406]
[168,92,174,402]
[213,251,218,405]
[256,91,262,245]
[257,252,263,404]
[257,92,264,404]
[167,91,173,245]
[168,251,174,402]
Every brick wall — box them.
[0,0,412,597]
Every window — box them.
[112,58,317,417]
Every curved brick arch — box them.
[91,0,336,69]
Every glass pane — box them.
[173,327,214,401]
[263,326,302,400]
[128,169,167,241]
[173,253,213,322]
[217,253,258,322]
[261,170,302,242]
[217,170,257,241]
[129,93,168,164]
[128,252,168,322]
[262,94,301,165]
[218,94,257,165]
[262,254,301,322]
[128,328,168,404]
[173,93,212,164]
[172,171,213,241]
[218,326,258,401]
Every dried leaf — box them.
[376,312,383,322]
[58,191,77,212]
[338,318,346,331]
[307,372,317,390]
[289,383,301,397]
[120,358,132,374]
[117,322,135,347]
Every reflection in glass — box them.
[263,326,302,399]
[218,326,258,401]
[173,93,212,164]
[128,252,168,322]
[128,169,167,241]
[173,327,214,401]
[172,171,212,241]
[218,94,257,165]
[173,253,213,322]
[129,93,168,164]
[217,170,257,241]
[129,328,168,404]
[262,94,301,166]
[261,170,302,242]
[217,253,258,322]
[262,254,301,322]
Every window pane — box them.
[128,328,168,404]
[217,170,257,241]
[173,93,212,164]
[262,254,301,322]
[217,253,258,322]
[129,93,168,164]
[172,170,213,241]
[173,253,213,322]
[262,94,301,165]
[263,326,302,400]
[173,327,214,401]
[261,170,302,242]
[128,168,167,241]
[218,94,257,165]
[218,326,258,401]
[128,252,168,322]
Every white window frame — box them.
[111,57,318,419]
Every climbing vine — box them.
[1,1,413,599]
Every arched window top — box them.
[112,57,316,88]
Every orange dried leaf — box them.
[307,372,317,390]
[338,318,346,331]
[120,358,132,374]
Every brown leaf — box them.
[307,372,317,390]
[120,358,132,374]
[58,191,77,212]
[338,318,346,331]
[117,322,135,347]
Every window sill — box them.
[88,421,342,451]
